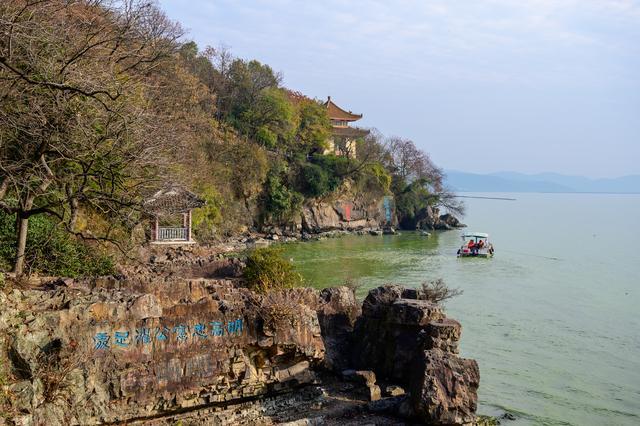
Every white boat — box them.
[457,232,494,258]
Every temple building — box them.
[324,96,369,158]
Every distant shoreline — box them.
[456,191,640,195]
[446,171,639,194]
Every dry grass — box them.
[417,279,463,304]
[33,341,83,404]
[342,277,362,295]
[250,290,306,329]
[0,336,88,422]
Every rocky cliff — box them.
[0,275,479,425]
[399,205,467,231]
[258,183,467,237]
[259,182,393,236]
[352,285,479,424]
[300,195,391,234]
[299,197,465,235]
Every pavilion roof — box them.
[325,96,363,121]
[144,184,205,216]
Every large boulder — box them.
[409,349,480,424]
[354,285,444,384]
[352,284,479,424]
[421,205,440,229]
[439,213,466,229]
[316,286,361,371]
[407,206,465,231]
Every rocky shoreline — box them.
[0,253,481,425]
[185,211,465,259]
[249,193,466,246]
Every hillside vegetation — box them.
[0,0,462,276]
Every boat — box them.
[457,232,494,258]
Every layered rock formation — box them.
[0,279,478,425]
[301,196,390,234]
[0,278,324,425]
[352,285,479,424]
[399,205,467,231]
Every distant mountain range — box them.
[445,171,640,193]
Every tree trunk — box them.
[13,211,29,276]
[12,157,52,276]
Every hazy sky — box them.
[158,0,639,178]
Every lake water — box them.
[280,193,640,426]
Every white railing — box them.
[158,227,188,241]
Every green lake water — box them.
[280,193,640,425]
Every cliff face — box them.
[259,182,466,236]
[0,277,478,425]
[301,190,394,234]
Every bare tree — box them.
[434,185,466,217]
[358,128,390,164]
[0,0,182,275]
[386,137,443,190]
[385,137,464,217]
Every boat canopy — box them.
[462,232,489,239]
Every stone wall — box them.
[0,278,324,425]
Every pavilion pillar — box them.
[153,217,159,241]
[187,210,192,242]
[182,212,188,242]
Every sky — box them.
[157,0,640,178]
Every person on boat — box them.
[478,240,485,250]
[469,239,479,255]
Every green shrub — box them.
[0,212,114,277]
[261,164,303,221]
[310,154,352,181]
[244,247,303,293]
[362,162,392,194]
[293,154,351,198]
[476,416,500,426]
[192,184,224,240]
[255,126,277,149]
[298,162,331,198]
[394,178,434,229]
